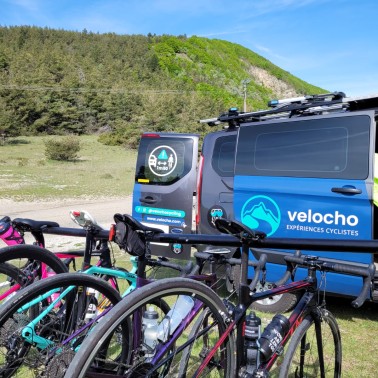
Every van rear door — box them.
[132,133,199,259]
[234,111,375,297]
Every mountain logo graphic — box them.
[241,196,281,236]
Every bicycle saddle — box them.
[12,218,60,231]
[113,213,163,234]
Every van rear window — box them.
[135,137,194,185]
[235,114,370,179]
[211,135,236,177]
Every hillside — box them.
[0,26,325,146]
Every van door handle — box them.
[140,197,157,204]
[331,187,362,195]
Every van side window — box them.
[211,135,236,177]
[236,115,370,180]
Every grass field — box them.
[1,136,378,376]
[0,135,136,200]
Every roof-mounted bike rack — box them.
[200,91,378,129]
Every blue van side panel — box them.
[235,176,373,297]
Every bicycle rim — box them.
[279,308,341,378]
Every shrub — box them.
[44,136,81,161]
[17,157,28,166]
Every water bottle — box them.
[142,306,159,357]
[0,217,24,245]
[85,288,99,321]
[258,314,290,361]
[157,295,194,342]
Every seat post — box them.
[239,234,251,306]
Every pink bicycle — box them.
[0,212,118,304]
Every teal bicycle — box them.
[0,213,194,377]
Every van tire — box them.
[251,282,298,313]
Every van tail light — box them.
[142,133,160,138]
[195,154,204,229]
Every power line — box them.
[0,85,200,94]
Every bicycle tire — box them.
[279,308,341,378]
[0,244,68,276]
[0,272,124,378]
[0,245,68,305]
[65,277,236,378]
[0,263,26,304]
[0,262,25,283]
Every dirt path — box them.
[0,196,133,250]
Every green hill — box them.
[0,26,325,147]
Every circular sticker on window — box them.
[148,145,177,177]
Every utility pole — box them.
[242,79,250,112]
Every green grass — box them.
[326,297,378,377]
[0,135,137,200]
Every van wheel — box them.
[251,282,298,313]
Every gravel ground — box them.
[0,196,133,250]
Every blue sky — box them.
[1,0,377,97]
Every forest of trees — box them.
[0,26,325,147]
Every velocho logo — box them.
[241,196,281,236]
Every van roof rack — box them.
[267,91,346,108]
[200,91,378,129]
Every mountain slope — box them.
[0,27,325,146]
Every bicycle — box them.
[0,213,200,377]
[64,217,375,377]
[0,210,143,304]
[0,214,106,304]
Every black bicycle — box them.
[63,217,375,377]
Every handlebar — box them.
[284,255,376,308]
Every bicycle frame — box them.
[0,217,125,302]
[0,250,118,302]
[14,249,199,353]
[143,265,318,376]
[16,257,139,349]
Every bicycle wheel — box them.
[0,272,124,378]
[279,308,342,378]
[65,277,236,378]
[0,245,69,298]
